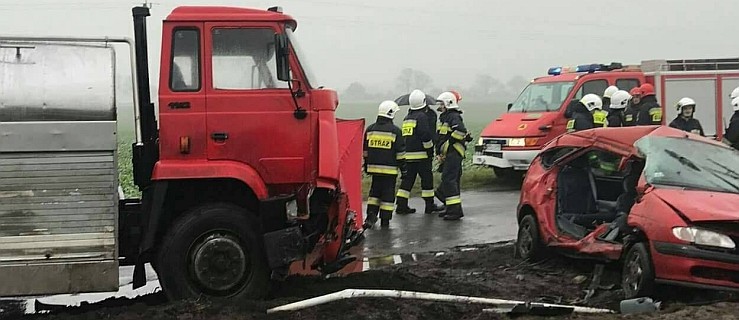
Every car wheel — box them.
[157,203,270,301]
[516,214,545,261]
[622,242,656,299]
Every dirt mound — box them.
[10,243,739,320]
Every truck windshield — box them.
[636,136,739,194]
[285,28,320,88]
[509,81,574,113]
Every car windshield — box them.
[285,27,320,88]
[508,81,575,113]
[635,136,739,194]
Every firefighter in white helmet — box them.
[723,96,739,149]
[435,91,471,220]
[606,90,631,127]
[602,85,619,112]
[668,97,704,136]
[396,90,445,215]
[566,94,604,132]
[362,101,405,229]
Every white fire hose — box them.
[267,289,614,314]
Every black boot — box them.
[379,211,392,228]
[425,203,446,215]
[380,218,390,228]
[443,205,464,221]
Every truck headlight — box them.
[477,137,484,146]
[672,227,736,249]
[508,138,526,147]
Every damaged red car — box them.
[515,126,739,298]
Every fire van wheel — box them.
[622,242,656,299]
[516,214,545,261]
[157,203,269,301]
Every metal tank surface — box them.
[0,42,116,122]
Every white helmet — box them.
[609,90,631,110]
[580,94,603,112]
[676,97,696,112]
[409,89,427,110]
[603,86,619,99]
[731,87,739,100]
[378,100,400,119]
[437,91,459,109]
[732,96,739,112]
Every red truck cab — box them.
[474,64,643,178]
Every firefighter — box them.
[635,83,662,126]
[602,85,619,112]
[723,96,739,149]
[668,97,704,136]
[363,100,405,229]
[623,87,641,127]
[731,87,739,124]
[396,90,446,215]
[566,94,602,132]
[436,91,472,221]
[606,90,631,127]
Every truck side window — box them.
[211,28,288,90]
[573,80,608,99]
[170,28,201,92]
[616,79,640,92]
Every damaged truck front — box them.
[0,5,363,301]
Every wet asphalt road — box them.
[363,189,521,257]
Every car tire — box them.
[621,242,656,299]
[157,203,270,301]
[515,214,545,261]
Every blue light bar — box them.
[547,67,562,76]
[576,64,601,73]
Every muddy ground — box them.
[6,242,739,320]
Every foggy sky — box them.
[0,0,736,92]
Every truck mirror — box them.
[507,103,513,111]
[275,33,290,81]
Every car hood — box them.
[480,111,559,137]
[653,188,739,222]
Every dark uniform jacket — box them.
[402,109,434,161]
[566,102,595,132]
[724,111,739,149]
[669,116,705,136]
[364,117,405,175]
[623,103,637,127]
[423,107,439,148]
[607,109,627,127]
[635,96,662,125]
[437,109,469,157]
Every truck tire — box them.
[515,214,545,261]
[621,242,656,299]
[157,203,269,301]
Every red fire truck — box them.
[474,59,739,178]
[0,6,364,301]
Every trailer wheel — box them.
[515,214,545,261]
[622,242,656,299]
[157,203,269,301]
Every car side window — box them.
[616,79,640,92]
[573,80,608,100]
[585,150,623,177]
[540,147,578,169]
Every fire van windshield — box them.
[508,81,575,113]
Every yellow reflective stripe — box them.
[625,115,633,122]
[396,189,410,199]
[402,120,416,136]
[423,140,434,149]
[438,123,450,134]
[422,190,435,197]
[366,131,397,140]
[367,165,398,175]
[593,111,607,126]
[396,152,406,160]
[649,108,662,122]
[403,119,417,125]
[445,196,462,205]
[380,202,395,211]
[441,141,450,156]
[405,151,429,160]
[451,130,466,140]
[367,197,381,206]
[566,119,575,132]
[453,143,465,156]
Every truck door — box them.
[204,23,311,184]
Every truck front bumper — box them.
[473,148,540,171]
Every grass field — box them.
[116,100,509,199]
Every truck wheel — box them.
[157,203,269,301]
[622,242,656,299]
[515,214,545,261]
